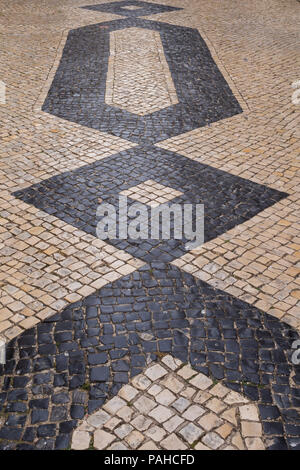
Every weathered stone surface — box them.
[94,430,116,450]
[145,364,168,381]
[202,432,224,450]
[71,430,91,450]
[0,0,298,454]
[161,433,187,450]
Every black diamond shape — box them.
[81,1,182,17]
[13,145,287,263]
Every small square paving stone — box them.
[163,415,184,433]
[198,412,224,431]
[210,384,229,398]
[118,384,139,402]
[224,391,249,405]
[148,384,162,396]
[145,425,166,442]
[78,422,95,432]
[131,415,153,432]
[162,376,185,393]
[125,430,145,449]
[179,423,204,444]
[194,390,212,404]
[231,432,245,450]
[221,408,238,426]
[161,433,187,450]
[90,366,109,382]
[94,429,116,450]
[134,396,156,414]
[139,440,159,450]
[144,364,168,381]
[108,442,129,450]
[149,405,174,423]
[71,430,91,450]
[201,432,225,450]
[239,404,260,422]
[155,389,176,406]
[194,442,210,450]
[178,365,196,380]
[161,355,182,371]
[104,417,122,431]
[172,397,191,413]
[103,396,127,414]
[131,375,151,390]
[180,387,196,399]
[189,373,213,390]
[115,423,134,439]
[216,423,233,439]
[116,406,134,422]
[87,410,110,428]
[206,398,227,414]
[241,421,262,437]
[182,404,206,421]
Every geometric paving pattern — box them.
[105,27,179,115]
[13,146,288,263]
[0,0,299,452]
[41,17,243,144]
[120,180,183,208]
[0,263,299,449]
[71,357,266,450]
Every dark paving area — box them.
[42,18,242,144]
[1,0,299,452]
[0,262,299,450]
[81,0,183,17]
[13,145,287,263]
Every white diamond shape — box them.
[120,179,183,207]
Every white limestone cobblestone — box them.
[71,355,266,450]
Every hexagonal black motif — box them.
[42,18,243,144]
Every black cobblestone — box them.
[0,262,299,449]
[13,146,287,263]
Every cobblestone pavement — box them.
[0,0,299,451]
[72,357,266,450]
